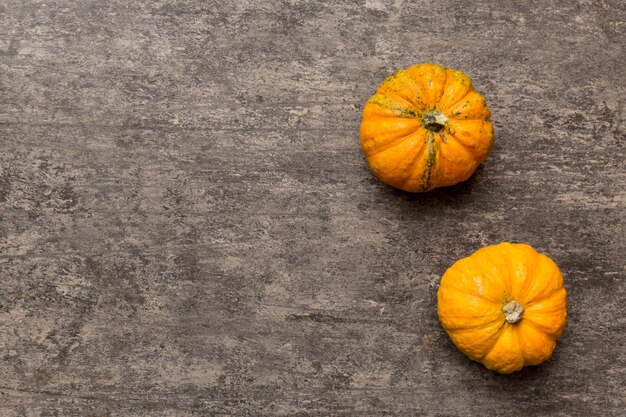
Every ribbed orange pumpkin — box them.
[360,63,494,192]
[437,243,567,374]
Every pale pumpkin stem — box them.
[502,300,524,324]
[423,110,448,132]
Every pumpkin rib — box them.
[480,325,525,373]
[377,71,428,111]
[442,260,509,303]
[522,315,566,339]
[389,70,430,110]
[440,311,504,332]
[359,117,420,144]
[365,131,418,157]
[523,315,566,339]
[447,320,507,361]
[399,129,429,186]
[520,289,566,338]
[437,282,502,308]
[368,128,423,158]
[365,133,433,190]
[516,320,557,365]
[513,260,542,305]
[360,116,421,156]
[499,243,540,300]
[517,256,563,305]
[526,310,566,325]
[406,64,445,107]
[418,133,440,191]
[444,119,493,164]
[515,327,528,366]
[521,317,562,342]
[435,132,478,186]
[402,131,434,188]
[438,279,503,304]
[477,321,507,360]
[438,88,473,115]
[436,68,475,111]
[379,93,420,117]
[446,116,492,123]
[433,66,448,105]
[524,286,567,309]
[403,73,429,109]
[393,91,427,114]
[441,132,478,164]
[446,91,491,120]
[444,130,485,162]
[366,93,420,119]
[469,245,514,295]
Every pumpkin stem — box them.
[423,110,448,132]
[502,300,524,324]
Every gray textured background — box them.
[1,1,625,416]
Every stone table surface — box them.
[1,1,624,416]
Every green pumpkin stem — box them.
[423,110,448,132]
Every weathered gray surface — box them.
[1,1,624,416]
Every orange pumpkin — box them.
[437,243,567,373]
[360,63,494,192]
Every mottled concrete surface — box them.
[0,1,624,416]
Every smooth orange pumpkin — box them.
[360,63,494,192]
[437,242,567,374]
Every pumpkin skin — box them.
[360,63,494,192]
[437,243,567,374]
